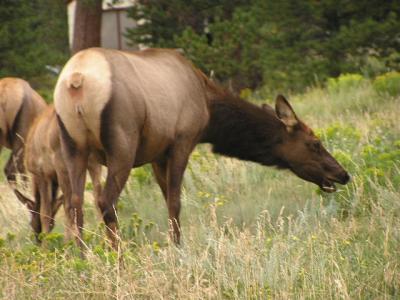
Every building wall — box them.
[101,10,137,50]
[119,9,138,49]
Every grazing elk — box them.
[0,78,100,241]
[0,78,48,231]
[25,106,102,243]
[54,48,349,249]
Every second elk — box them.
[25,106,102,245]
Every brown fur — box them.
[0,77,47,211]
[202,93,350,191]
[25,106,102,243]
[54,48,349,249]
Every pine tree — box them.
[0,0,68,80]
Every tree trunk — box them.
[72,0,102,55]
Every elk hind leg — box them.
[58,116,88,251]
[88,157,102,209]
[65,152,88,249]
[98,159,134,249]
[54,163,73,242]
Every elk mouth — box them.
[320,172,351,192]
[320,179,337,193]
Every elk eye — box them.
[313,141,322,153]
[309,141,322,153]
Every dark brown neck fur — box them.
[201,91,289,168]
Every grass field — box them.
[0,77,399,299]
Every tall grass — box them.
[0,79,399,299]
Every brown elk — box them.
[24,106,102,243]
[0,78,100,242]
[54,48,349,248]
[0,78,49,231]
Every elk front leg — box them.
[30,179,42,242]
[38,178,53,234]
[152,158,168,200]
[165,140,195,244]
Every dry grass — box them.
[0,81,399,299]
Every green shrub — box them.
[327,74,368,93]
[373,71,400,96]
[361,140,400,183]
[41,232,65,251]
[316,122,361,152]
[131,165,153,185]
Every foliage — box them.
[0,0,68,89]
[255,0,400,91]
[326,73,368,94]
[174,6,264,90]
[125,0,247,48]
[127,0,400,92]
[373,71,400,96]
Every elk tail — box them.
[67,72,84,89]
[65,72,85,115]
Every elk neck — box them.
[201,91,289,168]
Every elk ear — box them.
[275,95,298,129]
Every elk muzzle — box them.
[320,170,351,193]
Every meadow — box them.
[0,74,399,299]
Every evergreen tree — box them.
[126,0,247,48]
[0,0,68,81]
[126,1,400,92]
[260,0,400,90]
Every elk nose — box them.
[341,172,351,184]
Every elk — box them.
[24,106,102,243]
[0,78,48,229]
[0,78,100,241]
[54,48,349,248]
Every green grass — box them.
[0,79,399,299]
[0,149,10,182]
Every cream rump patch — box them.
[54,48,112,147]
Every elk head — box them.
[274,95,350,192]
